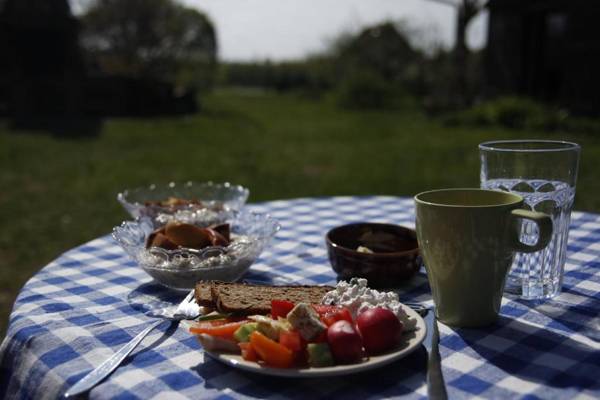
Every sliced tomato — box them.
[279,330,305,352]
[271,299,295,319]
[239,342,259,362]
[249,331,294,368]
[189,320,247,339]
[312,305,353,326]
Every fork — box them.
[403,301,429,317]
[64,290,200,398]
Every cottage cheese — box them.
[321,278,417,331]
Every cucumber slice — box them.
[233,322,258,343]
[307,343,334,367]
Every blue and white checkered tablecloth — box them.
[1,196,599,399]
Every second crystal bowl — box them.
[117,181,250,226]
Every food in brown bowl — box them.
[325,223,421,288]
[146,221,231,250]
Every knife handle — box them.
[427,318,448,400]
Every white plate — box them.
[201,306,427,378]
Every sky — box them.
[182,0,489,61]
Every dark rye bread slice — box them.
[214,283,334,315]
[194,281,334,315]
[195,281,217,308]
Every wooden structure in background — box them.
[0,0,84,125]
[0,0,197,132]
[486,0,600,115]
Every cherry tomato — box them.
[327,320,364,364]
[356,307,403,355]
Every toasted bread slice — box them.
[195,280,219,307]
[194,281,334,315]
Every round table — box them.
[1,196,599,399]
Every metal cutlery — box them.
[405,302,448,399]
[64,283,445,398]
[403,301,429,317]
[426,311,448,400]
[64,290,200,398]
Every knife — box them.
[426,312,448,400]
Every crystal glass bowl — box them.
[117,181,250,226]
[112,210,279,290]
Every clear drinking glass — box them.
[479,140,580,300]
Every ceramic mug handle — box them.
[510,209,553,253]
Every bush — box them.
[335,70,388,109]
[449,97,545,129]
[81,0,217,91]
[443,96,600,134]
[334,69,415,110]
[219,58,334,95]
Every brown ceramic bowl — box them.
[325,222,421,288]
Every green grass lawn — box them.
[2,88,600,337]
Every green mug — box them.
[414,189,553,327]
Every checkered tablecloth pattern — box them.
[1,196,599,399]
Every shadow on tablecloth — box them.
[127,282,188,314]
[454,316,600,391]
[191,347,428,399]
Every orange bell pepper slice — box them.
[249,331,294,368]
[239,342,259,362]
[189,320,247,340]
